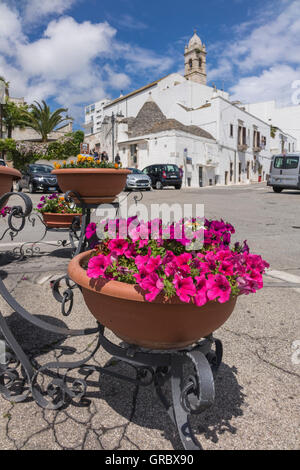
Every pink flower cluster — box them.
[85,218,269,306]
[0,206,11,218]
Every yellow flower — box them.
[55,163,61,169]
[87,156,93,162]
[59,196,64,201]
[70,160,74,165]
[63,160,66,166]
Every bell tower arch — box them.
[184,30,207,85]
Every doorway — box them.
[199,167,203,187]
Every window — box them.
[288,143,291,152]
[199,58,202,68]
[274,157,284,169]
[253,129,260,148]
[189,59,193,69]
[238,125,247,145]
[285,157,299,169]
[230,124,233,137]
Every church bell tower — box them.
[184,30,207,85]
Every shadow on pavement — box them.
[82,359,245,450]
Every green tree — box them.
[19,100,73,142]
[2,101,28,138]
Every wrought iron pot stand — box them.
[0,191,224,451]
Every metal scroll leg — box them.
[170,350,216,451]
[0,309,35,403]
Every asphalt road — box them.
[2,183,300,274]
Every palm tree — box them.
[19,100,73,142]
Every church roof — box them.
[188,31,202,48]
[103,75,170,109]
[125,99,214,140]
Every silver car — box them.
[125,168,152,191]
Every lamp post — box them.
[0,79,6,140]
[111,112,115,163]
[111,111,124,163]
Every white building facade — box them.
[83,31,295,187]
[243,101,300,151]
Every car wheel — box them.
[273,186,283,193]
[16,182,22,192]
[28,183,35,194]
[175,185,182,190]
[155,181,163,190]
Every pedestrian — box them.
[93,149,99,160]
[115,153,121,165]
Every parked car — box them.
[142,164,182,189]
[16,164,60,193]
[125,168,152,191]
[267,153,300,193]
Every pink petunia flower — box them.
[173,274,196,303]
[206,274,231,303]
[194,275,208,306]
[175,253,192,274]
[139,273,164,302]
[86,223,97,240]
[87,254,111,279]
[145,255,162,273]
[108,239,129,256]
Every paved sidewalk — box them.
[0,251,299,450]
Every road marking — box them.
[265,269,300,294]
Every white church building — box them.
[84,31,296,187]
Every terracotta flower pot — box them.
[42,212,82,229]
[51,168,131,205]
[68,250,237,350]
[0,166,21,209]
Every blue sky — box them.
[0,0,299,128]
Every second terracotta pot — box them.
[42,212,82,229]
[51,168,131,204]
[0,166,21,209]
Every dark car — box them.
[142,164,182,190]
[16,164,60,193]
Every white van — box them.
[268,153,300,193]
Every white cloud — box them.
[0,3,24,55]
[0,3,174,123]
[120,44,174,75]
[17,17,117,80]
[229,65,300,105]
[209,0,300,105]
[23,0,77,24]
